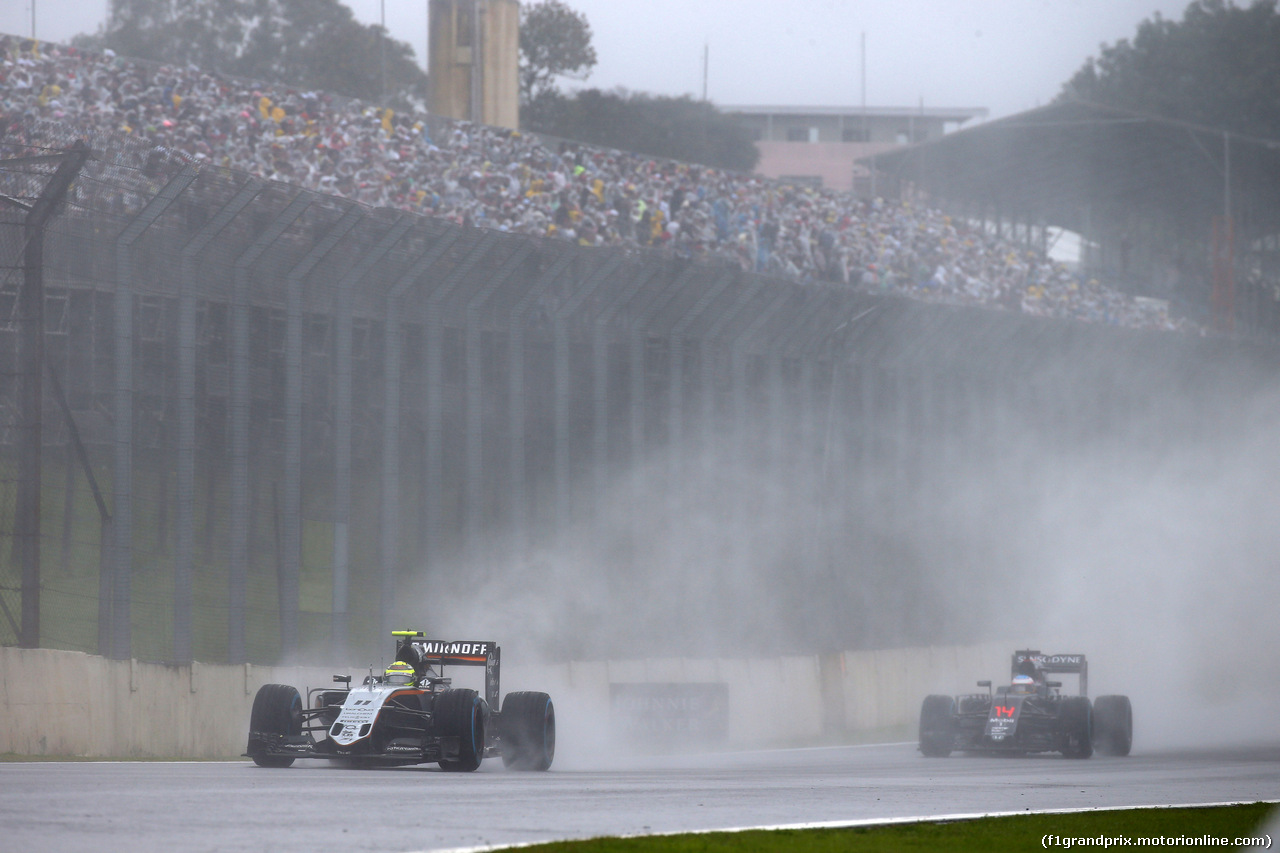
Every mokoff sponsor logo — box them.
[418,641,489,656]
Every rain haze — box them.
[3,0,1277,756]
[9,0,1188,118]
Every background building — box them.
[871,100,1280,334]
[728,105,988,193]
[428,0,519,130]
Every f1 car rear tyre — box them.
[918,694,956,757]
[1092,694,1133,756]
[1059,695,1094,758]
[433,688,486,772]
[249,684,302,768]
[499,691,556,771]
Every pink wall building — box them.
[727,105,988,194]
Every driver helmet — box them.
[1011,673,1036,692]
[384,661,417,687]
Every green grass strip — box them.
[512,803,1275,852]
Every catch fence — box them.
[1,127,1274,664]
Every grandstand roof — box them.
[726,105,988,122]
[865,100,1280,237]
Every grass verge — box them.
[513,803,1276,852]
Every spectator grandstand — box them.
[0,34,1195,333]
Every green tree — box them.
[519,0,597,105]
[73,0,426,104]
[1059,0,1280,138]
[523,88,760,172]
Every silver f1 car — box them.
[245,630,555,771]
[918,649,1132,758]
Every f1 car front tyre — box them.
[248,684,302,768]
[1059,695,1094,759]
[1092,694,1133,756]
[918,694,956,757]
[433,688,486,772]
[499,691,556,771]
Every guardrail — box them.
[0,642,1009,758]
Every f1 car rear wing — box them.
[1012,649,1088,696]
[393,631,501,708]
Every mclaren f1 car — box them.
[918,649,1132,758]
[245,630,555,771]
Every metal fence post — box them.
[332,215,413,656]
[695,277,766,598]
[626,266,698,498]
[546,255,624,512]
[281,203,358,658]
[668,271,734,477]
[728,289,792,586]
[731,292,794,439]
[425,231,501,572]
[380,229,460,640]
[111,167,196,660]
[230,192,313,663]
[651,268,736,606]
[175,179,262,663]
[700,279,764,435]
[550,258,634,536]
[15,142,88,650]
[770,291,846,608]
[767,291,841,467]
[841,306,892,558]
[463,241,532,568]
[505,245,577,559]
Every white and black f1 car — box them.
[918,649,1132,758]
[245,631,555,771]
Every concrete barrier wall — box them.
[0,642,1012,758]
[0,647,354,758]
[840,642,1011,734]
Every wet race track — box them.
[3,742,1278,853]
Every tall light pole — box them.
[380,0,387,101]
[702,41,709,102]
[701,41,710,153]
[860,31,866,139]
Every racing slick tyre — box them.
[1059,695,1094,758]
[499,691,556,771]
[433,688,486,772]
[1092,694,1133,757]
[918,694,956,757]
[248,684,302,768]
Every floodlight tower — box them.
[427,0,519,129]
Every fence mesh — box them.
[2,124,1278,665]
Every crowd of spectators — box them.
[0,34,1196,332]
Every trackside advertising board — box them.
[610,683,729,744]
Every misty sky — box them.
[8,0,1191,120]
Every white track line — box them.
[417,799,1280,853]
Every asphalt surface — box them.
[2,743,1277,853]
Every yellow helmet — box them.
[384,661,416,687]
